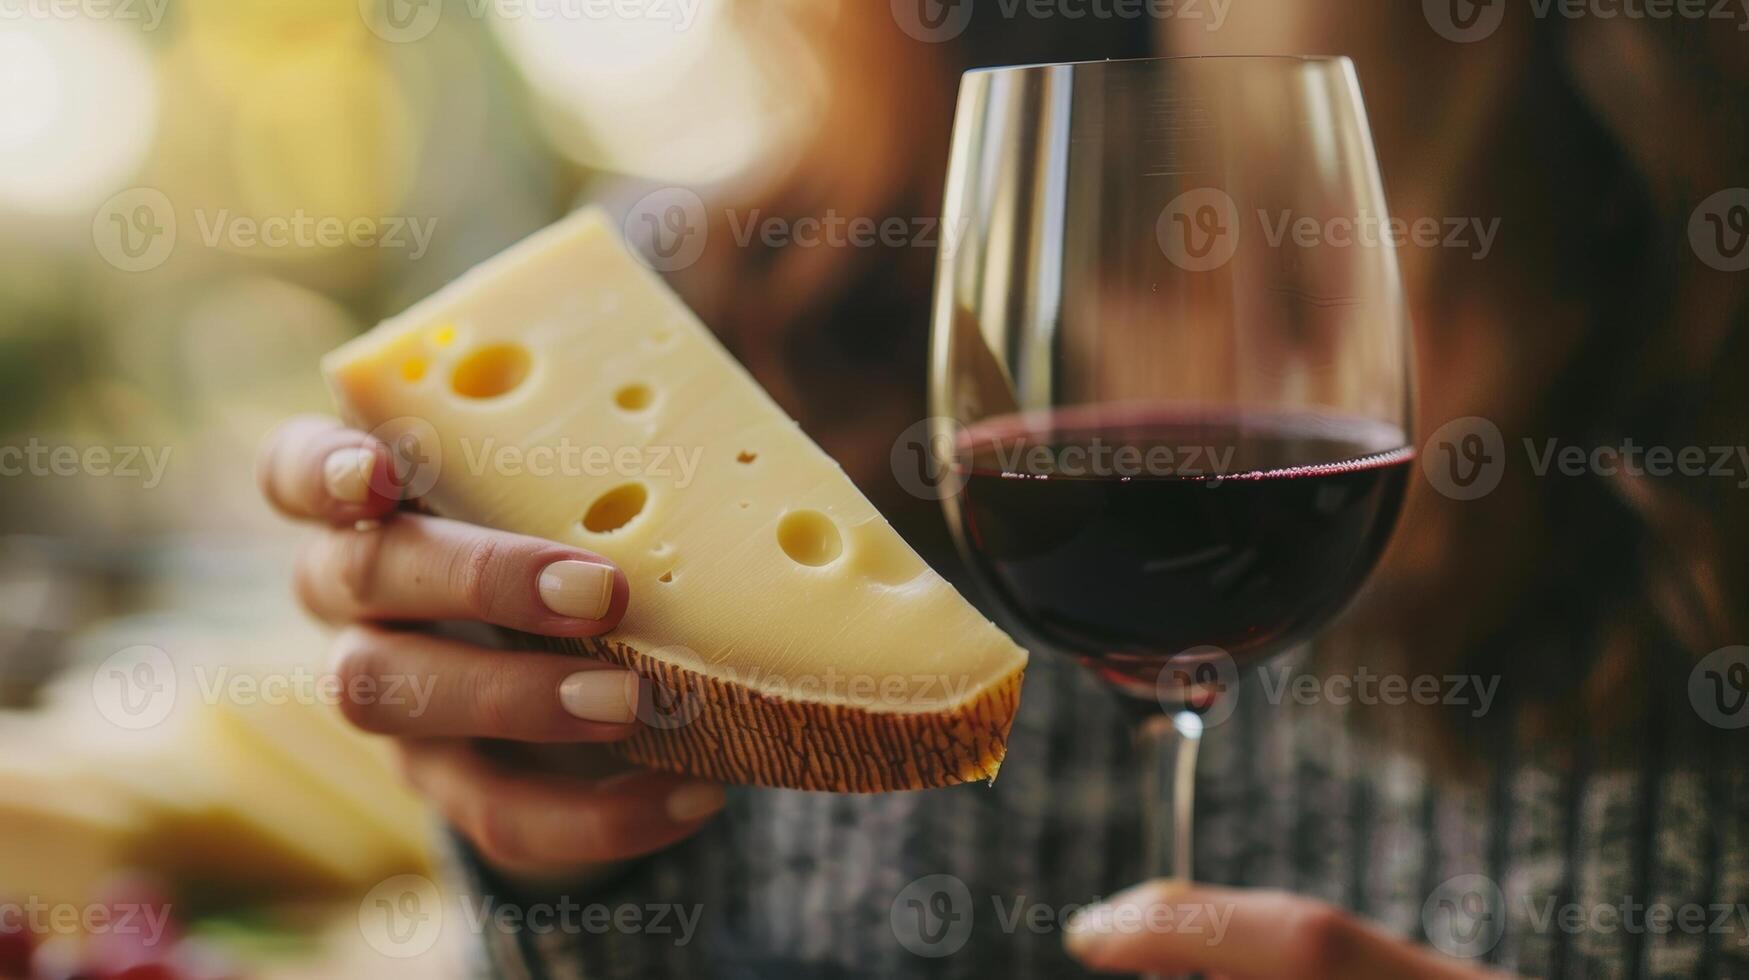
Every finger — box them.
[258,415,399,524]
[1065,881,1498,980]
[331,625,642,740]
[294,514,628,636]
[397,741,727,871]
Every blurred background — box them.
[0,1,837,976]
[1,0,1746,977]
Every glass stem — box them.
[1137,709,1204,980]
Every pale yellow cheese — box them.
[323,208,1027,791]
[0,725,138,906]
[36,616,434,899]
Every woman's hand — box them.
[1064,880,1508,980]
[256,416,726,878]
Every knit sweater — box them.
[457,646,1749,979]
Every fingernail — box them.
[1063,904,1109,958]
[539,560,615,620]
[666,782,726,823]
[1064,880,1191,959]
[323,447,376,504]
[558,670,638,724]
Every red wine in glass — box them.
[931,58,1416,935]
[953,408,1412,705]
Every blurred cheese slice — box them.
[0,725,138,906]
[39,616,433,903]
[216,693,432,867]
[323,207,1027,792]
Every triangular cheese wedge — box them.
[322,208,1026,792]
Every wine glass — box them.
[927,55,1415,939]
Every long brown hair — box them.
[1238,9,1749,764]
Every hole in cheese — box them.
[777,510,842,567]
[736,451,757,464]
[658,571,675,583]
[400,358,427,382]
[430,324,456,347]
[846,520,926,586]
[451,343,531,399]
[582,482,648,534]
[614,383,654,412]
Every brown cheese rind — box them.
[519,628,1023,793]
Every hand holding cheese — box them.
[320,208,1026,793]
[257,416,727,873]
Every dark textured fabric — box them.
[453,649,1749,979]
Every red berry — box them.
[83,875,179,976]
[0,924,37,978]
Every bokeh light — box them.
[0,20,158,216]
[492,4,820,185]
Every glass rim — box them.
[962,53,1353,78]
